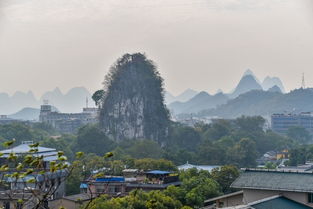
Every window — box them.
[308,193,313,203]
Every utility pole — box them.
[302,73,306,89]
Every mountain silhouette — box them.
[262,76,285,92]
[168,91,228,114]
[229,74,263,98]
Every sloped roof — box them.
[231,169,313,193]
[219,195,312,209]
[1,143,56,154]
[251,196,312,209]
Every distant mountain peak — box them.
[230,74,263,98]
[53,87,63,95]
[268,85,282,93]
[262,76,285,93]
[243,69,255,77]
[243,69,261,84]
[174,88,198,102]
[216,89,223,94]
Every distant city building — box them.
[0,115,19,125]
[271,112,313,135]
[78,169,181,200]
[39,103,99,133]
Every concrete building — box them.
[81,170,180,197]
[39,103,98,133]
[205,169,313,208]
[0,141,67,209]
[271,112,313,135]
[0,115,19,125]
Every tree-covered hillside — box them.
[199,88,313,118]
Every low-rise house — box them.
[53,193,92,209]
[205,169,313,208]
[82,170,181,197]
[217,195,312,209]
[0,141,67,208]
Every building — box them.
[81,170,181,198]
[0,115,19,125]
[206,195,313,209]
[205,169,313,208]
[178,162,220,172]
[271,112,313,135]
[39,103,98,133]
[0,141,67,209]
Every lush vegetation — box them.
[0,114,307,208]
[0,115,299,169]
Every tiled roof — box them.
[251,196,312,209]
[231,169,313,193]
[217,196,312,209]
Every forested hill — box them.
[198,88,313,118]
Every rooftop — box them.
[62,193,91,202]
[217,195,312,209]
[0,142,56,154]
[178,162,220,172]
[251,195,312,209]
[146,170,171,175]
[231,169,313,193]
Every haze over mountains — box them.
[0,87,93,117]
[167,70,286,115]
[0,70,291,120]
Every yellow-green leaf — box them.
[75,152,84,159]
[104,152,114,158]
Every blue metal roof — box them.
[96,177,125,182]
[146,170,170,175]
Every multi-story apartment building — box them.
[39,104,98,133]
[271,112,313,134]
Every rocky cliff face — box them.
[99,53,170,142]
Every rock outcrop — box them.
[99,53,170,142]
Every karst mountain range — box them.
[0,70,310,120]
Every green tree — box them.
[76,124,116,156]
[287,126,311,144]
[133,158,177,171]
[92,90,105,106]
[211,165,239,193]
[231,138,257,167]
[125,139,162,159]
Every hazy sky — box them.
[0,0,313,97]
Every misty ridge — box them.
[0,87,93,116]
[167,70,287,116]
[0,69,290,120]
